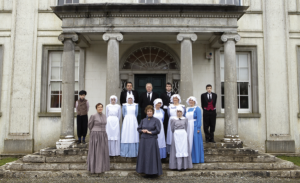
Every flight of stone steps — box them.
[1,142,300,178]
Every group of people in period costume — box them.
[75,82,217,178]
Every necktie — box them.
[147,93,150,101]
[208,94,212,102]
[129,91,131,95]
[168,92,171,98]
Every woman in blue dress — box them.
[120,94,139,157]
[186,96,204,164]
[153,98,167,159]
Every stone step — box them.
[5,158,289,171]
[2,168,300,178]
[23,153,275,164]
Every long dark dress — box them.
[87,113,110,173]
[136,117,163,176]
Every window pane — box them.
[219,0,226,4]
[154,0,159,3]
[75,82,79,95]
[221,82,224,95]
[221,96,224,108]
[234,0,240,5]
[51,53,61,67]
[51,95,61,108]
[239,68,249,80]
[221,68,224,81]
[73,0,79,3]
[75,52,79,66]
[139,0,146,3]
[236,55,239,67]
[146,0,153,3]
[66,0,72,4]
[58,0,64,5]
[237,82,240,95]
[236,68,239,80]
[240,82,248,95]
[240,96,249,109]
[237,96,240,108]
[51,67,60,80]
[220,54,224,67]
[51,82,61,94]
[75,66,79,80]
[239,54,248,67]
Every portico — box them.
[51,3,248,148]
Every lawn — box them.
[277,156,300,167]
[0,157,18,166]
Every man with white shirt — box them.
[120,82,139,106]
[161,82,175,139]
[201,84,217,143]
[139,83,159,119]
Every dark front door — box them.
[134,74,166,122]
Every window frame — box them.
[215,46,259,115]
[138,0,161,3]
[57,0,79,5]
[41,46,85,113]
[220,52,252,113]
[220,0,242,5]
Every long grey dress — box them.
[169,118,193,170]
[136,117,163,175]
[87,113,110,173]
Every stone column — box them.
[221,33,241,143]
[56,33,78,149]
[103,33,123,105]
[176,33,197,102]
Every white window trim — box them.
[137,0,161,3]
[220,52,252,113]
[47,51,80,113]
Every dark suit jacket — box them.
[139,91,159,111]
[201,92,217,110]
[120,90,139,106]
[161,92,175,109]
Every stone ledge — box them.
[38,113,77,117]
[217,113,261,118]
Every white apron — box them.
[174,129,188,157]
[186,107,196,153]
[167,105,183,145]
[106,105,120,140]
[121,104,139,143]
[154,109,166,149]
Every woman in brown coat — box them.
[87,103,110,173]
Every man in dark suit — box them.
[160,82,175,139]
[139,83,159,119]
[120,82,139,106]
[201,84,217,143]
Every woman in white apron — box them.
[105,95,121,156]
[166,94,186,153]
[169,106,193,170]
[186,96,204,163]
[153,98,167,159]
[120,94,139,157]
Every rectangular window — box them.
[219,0,241,5]
[220,52,251,113]
[58,0,79,5]
[48,51,79,112]
[139,0,160,3]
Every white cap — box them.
[186,96,198,106]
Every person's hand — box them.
[142,129,147,133]
[146,130,152,134]
[197,130,200,133]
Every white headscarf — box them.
[126,94,135,103]
[170,94,181,104]
[153,98,163,108]
[110,95,118,104]
[186,96,198,106]
[176,106,184,112]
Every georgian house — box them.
[0,0,299,154]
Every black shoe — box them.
[82,140,86,144]
[210,139,216,143]
[205,139,209,143]
[77,140,81,144]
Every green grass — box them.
[277,156,300,167]
[0,157,18,166]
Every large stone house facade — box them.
[0,0,299,154]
